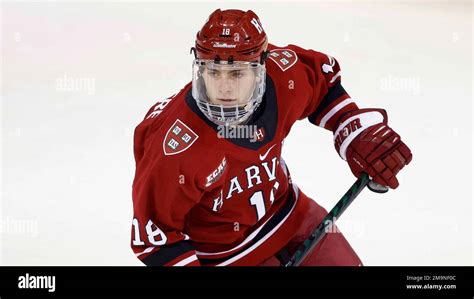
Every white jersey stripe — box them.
[318,97,353,128]
[173,254,198,266]
[196,216,273,256]
[329,70,342,83]
[135,246,155,258]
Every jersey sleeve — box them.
[131,111,202,266]
[289,45,359,132]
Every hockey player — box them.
[131,9,412,266]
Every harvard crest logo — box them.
[268,49,298,72]
[163,119,199,155]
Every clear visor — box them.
[192,59,266,126]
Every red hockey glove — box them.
[334,109,412,191]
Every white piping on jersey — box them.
[318,98,354,128]
[173,254,198,266]
[329,71,342,84]
[196,214,273,257]
[136,235,189,258]
[216,183,300,266]
[135,246,155,258]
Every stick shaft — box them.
[285,173,370,267]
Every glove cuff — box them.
[333,108,387,160]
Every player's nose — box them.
[216,77,234,94]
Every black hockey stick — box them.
[284,172,372,267]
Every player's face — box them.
[202,64,258,107]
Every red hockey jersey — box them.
[131,44,359,266]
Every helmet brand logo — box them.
[213,42,237,49]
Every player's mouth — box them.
[216,98,238,106]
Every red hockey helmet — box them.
[194,9,268,64]
[191,9,268,126]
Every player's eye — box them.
[207,69,220,77]
[231,71,244,78]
